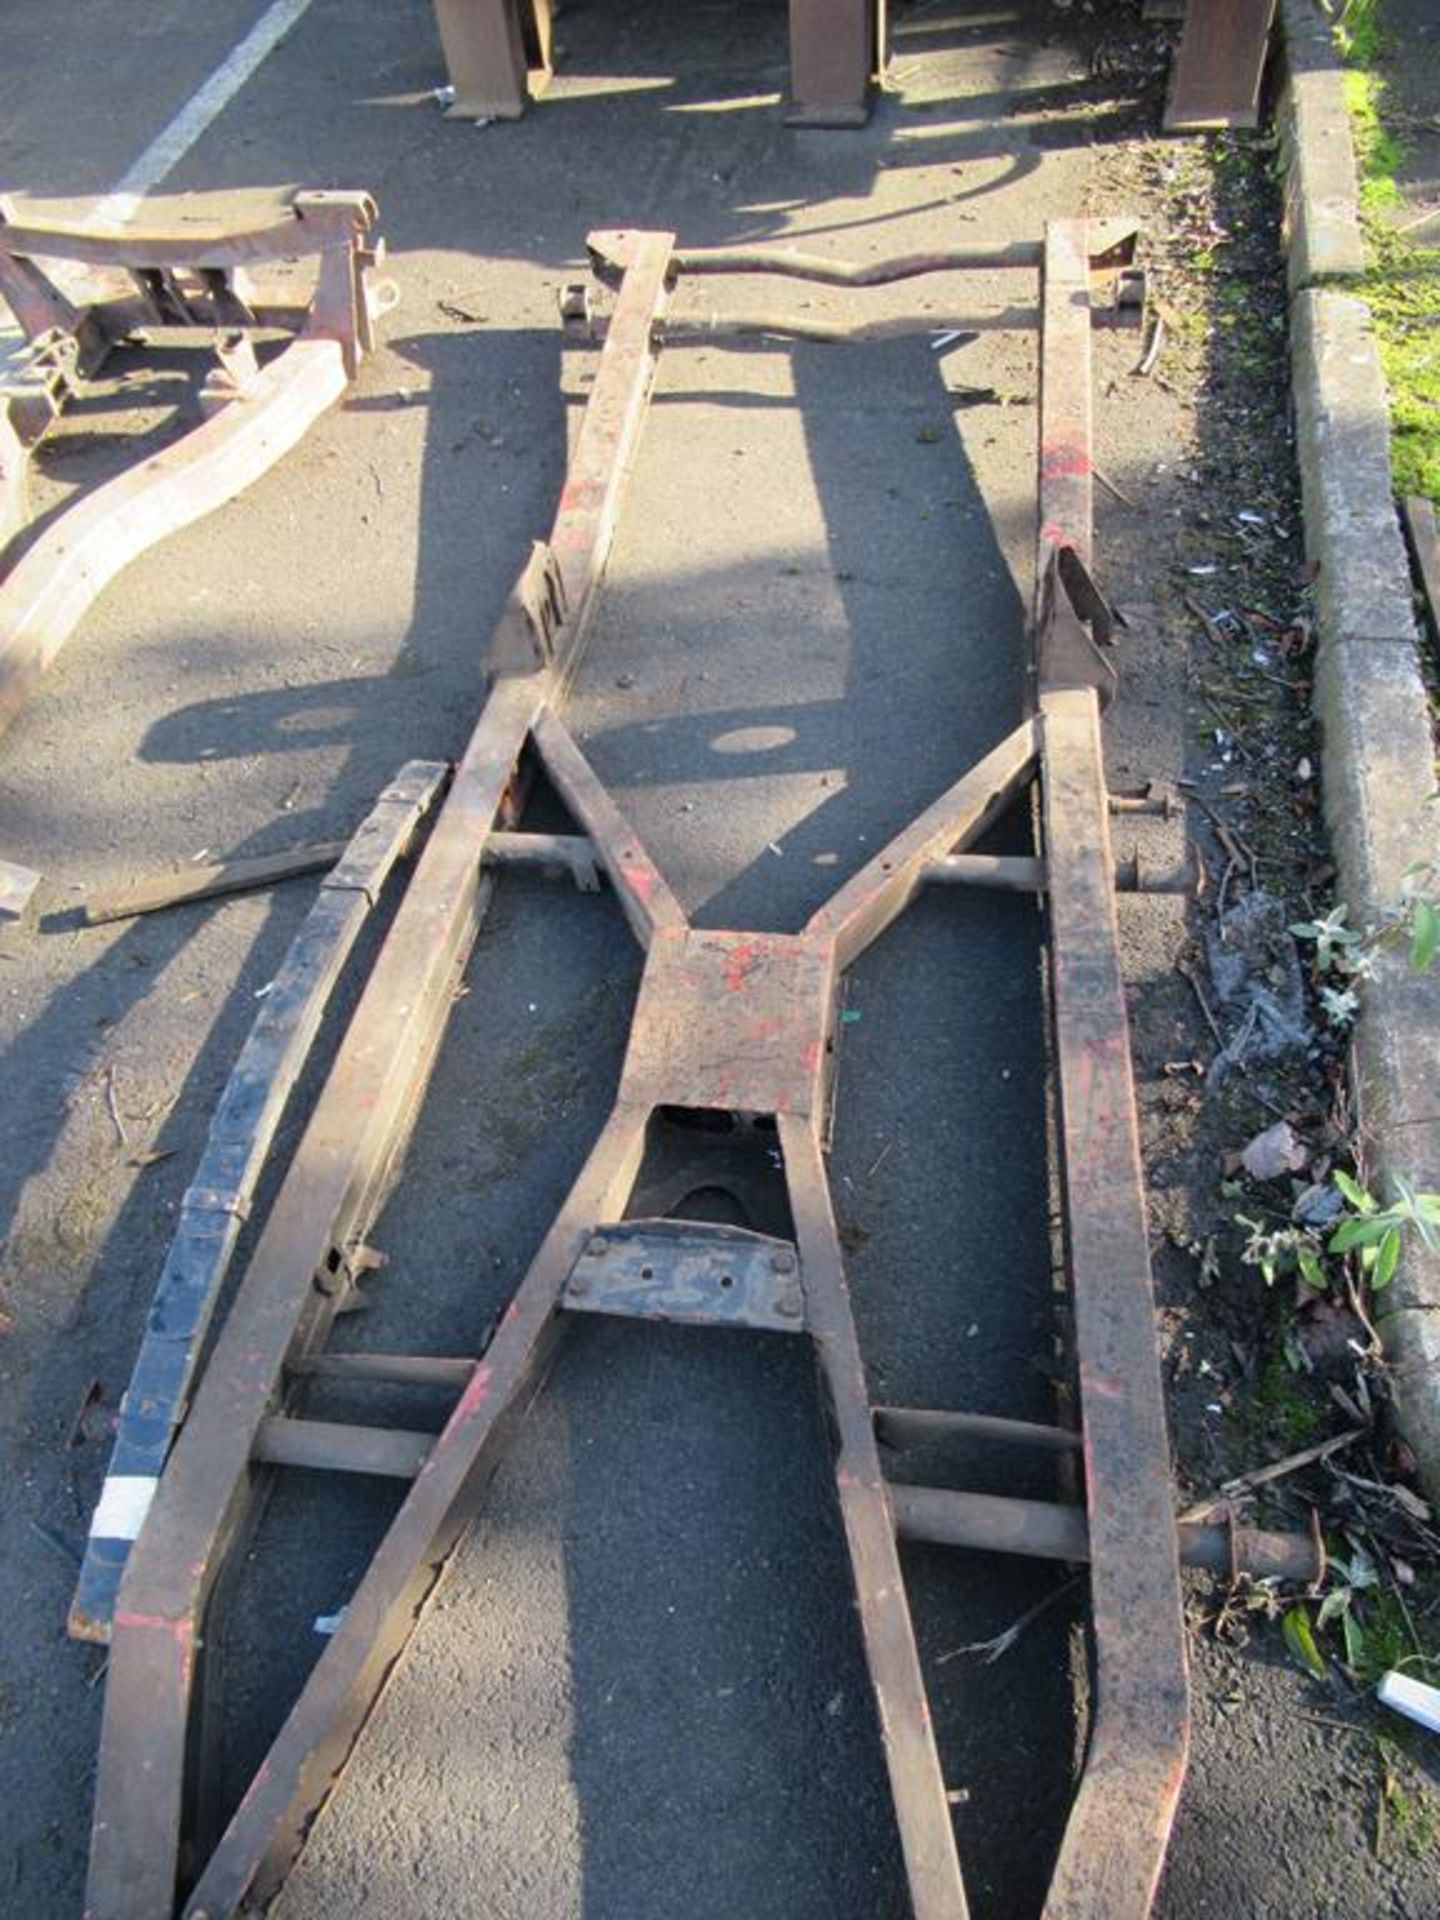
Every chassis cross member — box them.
[83,220,1319,1920]
[0,188,391,740]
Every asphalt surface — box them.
[0,4,1385,1919]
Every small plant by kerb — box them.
[1290,860,1440,1032]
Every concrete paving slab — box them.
[1291,288,1420,644]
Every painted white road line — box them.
[85,0,320,228]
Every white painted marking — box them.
[85,0,319,229]
[1379,1670,1440,1735]
[88,1474,160,1542]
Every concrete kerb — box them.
[1279,6,1440,1488]
[1279,0,1366,290]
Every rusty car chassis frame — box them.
[82,220,1320,1920]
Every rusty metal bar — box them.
[668,242,1045,281]
[530,710,688,945]
[1034,220,1189,1920]
[652,307,1038,346]
[430,0,553,119]
[890,1485,1324,1585]
[585,220,1142,284]
[924,853,1046,891]
[80,839,352,926]
[429,0,871,125]
[84,234,675,1920]
[483,828,600,886]
[184,1111,651,1917]
[0,398,27,552]
[0,343,348,735]
[876,1405,1083,1453]
[786,0,880,125]
[0,190,389,742]
[780,1112,969,1917]
[253,1417,437,1479]
[287,1352,478,1388]
[0,190,378,272]
[924,851,1197,896]
[804,718,1037,970]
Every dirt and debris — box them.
[1087,73,1440,1906]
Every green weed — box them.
[1333,6,1440,501]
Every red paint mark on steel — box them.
[1081,1373,1124,1401]
[723,939,765,990]
[1041,441,1091,479]
[114,1611,194,1646]
[557,475,604,513]
[454,1361,493,1421]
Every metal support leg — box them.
[432,0,552,118]
[1165,0,1276,131]
[787,0,883,125]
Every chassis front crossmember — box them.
[0,188,390,739]
[83,221,1292,1920]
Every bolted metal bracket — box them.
[562,1219,806,1332]
[1113,265,1147,324]
[1109,782,1180,821]
[558,280,595,333]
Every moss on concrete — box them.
[1336,2,1440,502]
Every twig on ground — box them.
[1200,692,1256,763]
[1182,786,1258,885]
[1179,1426,1368,1523]
[936,1575,1082,1665]
[1176,955,1226,1050]
[103,1065,128,1151]
[1216,854,1237,923]
[1094,464,1138,508]
[1135,311,1166,376]
[1185,594,1227,649]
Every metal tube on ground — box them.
[889,1484,1324,1585]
